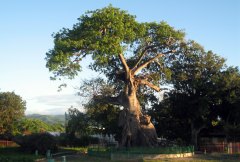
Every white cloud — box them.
[25,94,84,115]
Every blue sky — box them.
[0,0,239,115]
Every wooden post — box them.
[228,142,232,154]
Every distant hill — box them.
[26,114,65,125]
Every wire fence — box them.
[199,142,240,154]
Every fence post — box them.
[228,142,232,154]
[239,142,240,153]
[62,156,66,162]
[35,150,38,156]
[46,150,51,158]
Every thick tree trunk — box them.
[118,85,158,147]
[116,53,161,147]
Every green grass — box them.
[1,146,239,162]
[44,153,240,162]
[0,147,43,162]
[88,146,194,154]
[59,146,88,153]
[54,147,240,162]
[51,155,142,162]
[143,154,240,162]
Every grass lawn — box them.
[1,147,239,162]
[143,153,240,162]
[44,147,240,162]
[39,153,240,162]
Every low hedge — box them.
[14,133,58,154]
[57,135,99,147]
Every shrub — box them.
[57,134,99,147]
[14,133,58,154]
[76,135,99,146]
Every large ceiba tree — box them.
[46,6,185,147]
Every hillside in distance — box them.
[26,114,65,125]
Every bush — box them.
[76,135,99,146]
[57,134,99,147]
[14,133,58,154]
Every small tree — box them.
[65,107,90,137]
[78,78,121,140]
[0,91,26,137]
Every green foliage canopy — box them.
[46,5,185,87]
[0,92,26,135]
[149,42,227,144]
[15,118,64,134]
[214,67,240,140]
[65,107,91,137]
[168,42,226,127]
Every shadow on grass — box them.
[0,146,43,162]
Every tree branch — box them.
[132,45,158,71]
[118,53,130,73]
[133,50,174,75]
[137,79,160,92]
[132,50,147,70]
